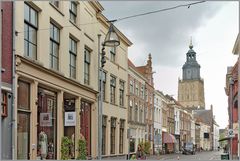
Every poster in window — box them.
[40,113,52,127]
[65,112,76,126]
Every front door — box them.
[80,101,91,156]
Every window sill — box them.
[83,83,94,90]
[49,68,65,77]
[119,105,127,109]
[110,103,118,107]
[69,20,81,31]
[103,100,109,103]
[49,3,64,16]
[24,56,44,67]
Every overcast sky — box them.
[100,1,239,129]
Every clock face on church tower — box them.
[186,69,191,79]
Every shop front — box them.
[15,57,98,159]
[162,132,177,154]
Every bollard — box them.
[177,156,180,160]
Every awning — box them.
[162,132,177,143]
[218,136,232,142]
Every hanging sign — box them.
[65,112,76,126]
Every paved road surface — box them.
[102,150,223,160]
[148,151,222,160]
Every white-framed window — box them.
[110,47,116,62]
[24,3,38,60]
[84,48,91,85]
[69,38,77,79]
[50,23,60,70]
[69,1,77,23]
[110,76,116,104]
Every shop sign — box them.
[40,113,52,127]
[65,112,76,126]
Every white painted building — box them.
[213,122,220,150]
[154,90,163,153]
[191,117,196,145]
[174,107,180,152]
[200,122,211,151]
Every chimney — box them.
[210,104,213,111]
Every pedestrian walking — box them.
[136,144,146,160]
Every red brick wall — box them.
[2,2,13,84]
[232,136,238,155]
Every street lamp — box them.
[98,22,120,160]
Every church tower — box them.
[178,40,205,110]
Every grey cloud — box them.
[100,1,225,67]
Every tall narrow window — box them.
[50,23,60,70]
[135,103,138,122]
[110,47,116,62]
[110,117,116,154]
[144,107,147,120]
[139,106,143,123]
[24,3,38,60]
[84,48,91,85]
[130,80,133,94]
[51,1,59,8]
[100,71,107,101]
[135,83,139,96]
[145,89,148,102]
[69,1,77,23]
[110,76,116,104]
[141,86,144,99]
[69,38,77,79]
[1,91,7,117]
[119,80,124,106]
[17,81,31,159]
[119,119,125,154]
[102,116,107,155]
[129,100,133,121]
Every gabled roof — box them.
[193,109,213,126]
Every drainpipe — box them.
[229,77,234,160]
[97,34,102,159]
[0,2,2,160]
[11,1,15,159]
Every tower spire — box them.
[189,36,193,49]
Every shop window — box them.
[17,80,31,159]
[102,115,107,155]
[130,138,135,153]
[119,119,125,154]
[1,91,7,117]
[64,98,76,159]
[37,88,57,159]
[80,101,91,156]
[110,117,116,154]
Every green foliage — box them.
[61,136,73,160]
[130,154,136,160]
[77,138,87,160]
[138,141,151,154]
